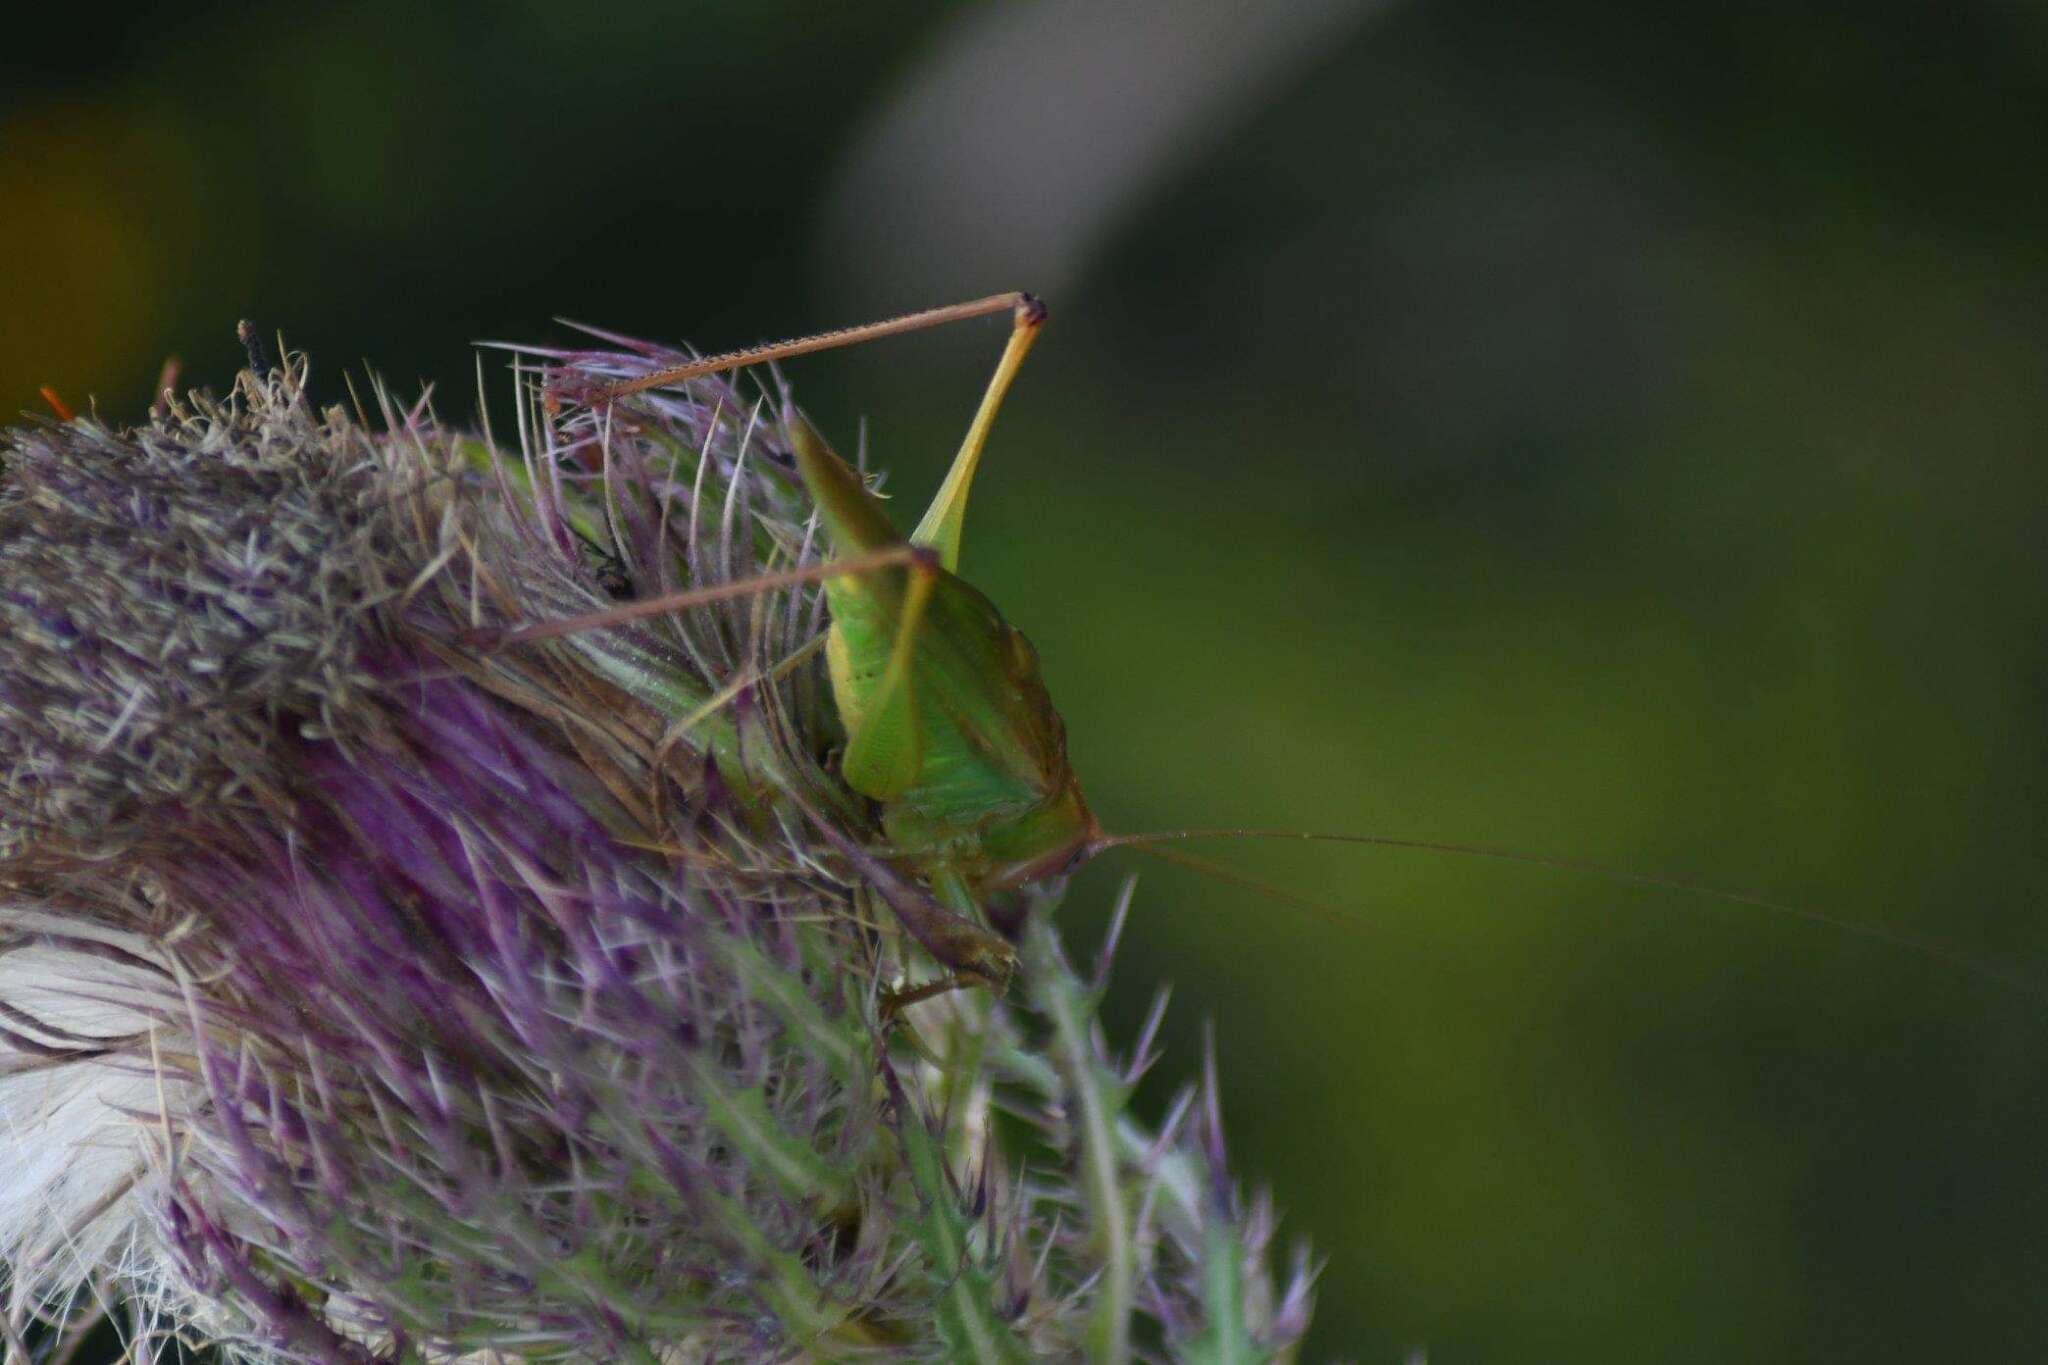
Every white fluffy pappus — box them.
[0,908,195,1334]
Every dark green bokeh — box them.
[7,3,2046,1359]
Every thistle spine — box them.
[0,336,1314,1362]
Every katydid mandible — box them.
[590,293,1103,1003]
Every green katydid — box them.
[547,293,1100,1003]
[507,293,2043,1011]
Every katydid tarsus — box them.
[507,293,2042,1010]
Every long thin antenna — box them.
[1094,827,2047,999]
[1123,843,1360,933]
[590,292,1037,403]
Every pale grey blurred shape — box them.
[818,0,1390,311]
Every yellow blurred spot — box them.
[0,106,196,419]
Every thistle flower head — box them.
[0,366,395,866]
[0,334,1314,1362]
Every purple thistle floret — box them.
[0,337,1315,1361]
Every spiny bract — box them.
[0,336,1313,1363]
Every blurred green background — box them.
[8,2,2048,1358]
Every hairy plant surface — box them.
[0,339,1312,1363]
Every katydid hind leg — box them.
[838,556,938,801]
[573,288,1049,578]
[584,291,1042,405]
[910,294,1047,572]
[464,544,924,649]
[527,297,1065,1006]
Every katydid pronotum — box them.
[504,293,2040,1012]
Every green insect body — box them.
[783,301,1102,993]
[570,293,1103,998]
[792,417,1099,973]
